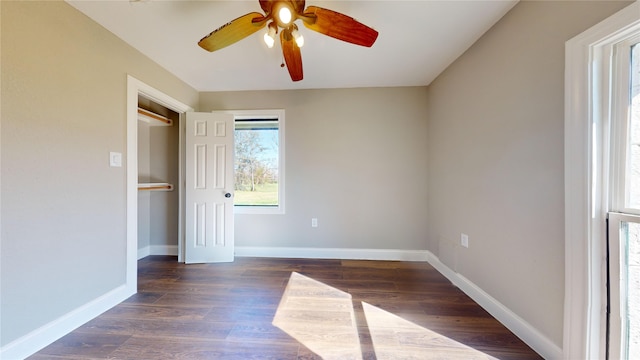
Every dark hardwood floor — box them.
[29,256,542,359]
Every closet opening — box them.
[137,94,181,260]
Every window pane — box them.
[629,44,640,209]
[234,120,279,207]
[623,221,640,359]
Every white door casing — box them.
[185,112,235,263]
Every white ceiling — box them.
[66,0,517,92]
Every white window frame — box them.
[218,109,285,215]
[564,2,640,359]
[611,35,640,216]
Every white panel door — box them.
[185,112,234,263]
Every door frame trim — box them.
[126,75,193,289]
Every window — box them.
[564,3,640,358]
[231,109,285,214]
[606,36,640,360]
[610,36,640,216]
[627,44,640,211]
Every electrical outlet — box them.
[311,218,318,227]
[461,233,469,248]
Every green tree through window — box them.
[234,119,279,206]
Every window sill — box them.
[234,206,284,215]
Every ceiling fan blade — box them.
[280,29,303,81]
[302,6,378,47]
[259,0,273,14]
[293,0,305,14]
[198,12,267,52]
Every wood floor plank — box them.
[108,336,300,360]
[225,321,298,343]
[31,332,131,359]
[101,303,212,321]
[76,317,234,340]
[202,305,279,323]
[121,291,165,305]
[28,256,542,359]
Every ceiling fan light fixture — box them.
[291,27,304,47]
[264,32,275,48]
[275,3,293,26]
[263,23,277,48]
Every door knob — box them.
[225,192,232,198]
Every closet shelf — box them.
[137,108,173,126]
[138,182,174,191]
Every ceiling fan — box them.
[198,0,378,82]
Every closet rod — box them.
[138,183,174,191]
[138,108,172,125]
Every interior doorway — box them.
[126,76,193,292]
[137,95,180,259]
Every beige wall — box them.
[0,0,198,346]
[148,116,180,248]
[427,0,631,347]
[137,120,180,252]
[138,101,181,251]
[138,123,151,251]
[200,87,429,251]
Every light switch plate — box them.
[109,152,122,167]
[461,233,469,248]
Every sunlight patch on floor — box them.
[272,272,362,359]
[362,302,497,359]
[273,272,498,359]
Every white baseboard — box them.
[424,252,562,360]
[137,245,178,260]
[235,246,430,261]
[0,284,134,360]
[137,245,150,259]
